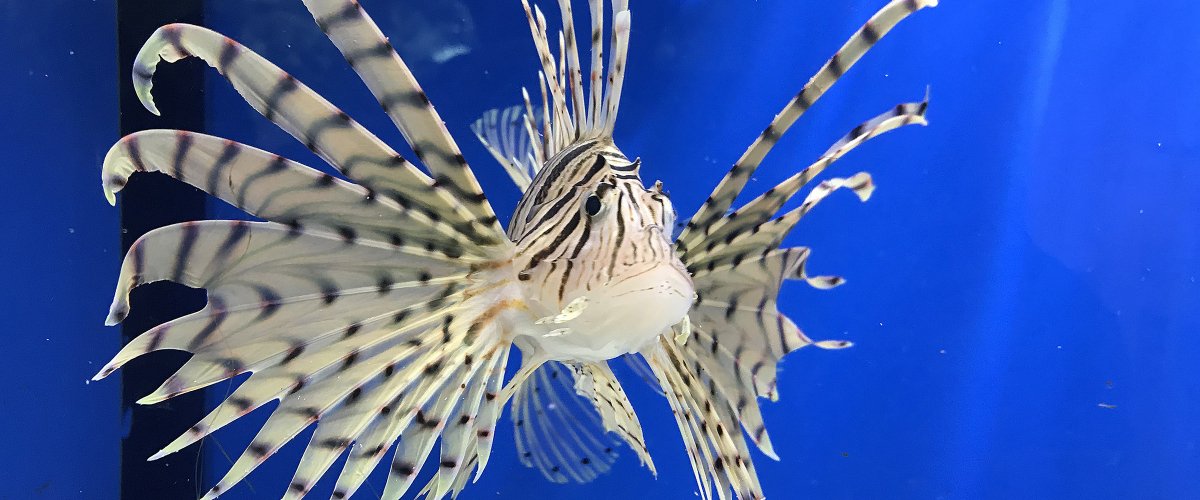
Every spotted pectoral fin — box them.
[322,344,509,500]
[688,246,852,400]
[419,347,510,499]
[160,286,516,500]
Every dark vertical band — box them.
[116,1,207,498]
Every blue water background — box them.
[7,0,1198,498]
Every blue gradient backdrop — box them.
[8,1,1198,498]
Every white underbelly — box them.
[522,261,694,362]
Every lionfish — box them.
[94,0,935,498]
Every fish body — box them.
[94,0,936,498]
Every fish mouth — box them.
[605,258,692,298]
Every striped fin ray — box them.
[127,277,466,406]
[282,340,503,499]
[98,209,525,499]
[657,243,862,498]
[326,301,517,499]
[269,309,501,498]
[658,251,804,465]
[680,98,928,262]
[421,457,476,500]
[471,105,542,191]
[132,23,500,246]
[584,0,605,131]
[643,337,763,500]
[99,217,472,413]
[193,289,519,498]
[143,289,460,462]
[555,0,586,133]
[689,246,850,408]
[99,219,468,333]
[685,173,875,270]
[197,323,445,499]
[512,361,622,483]
[519,0,633,151]
[421,349,509,498]
[571,361,656,473]
[300,0,502,236]
[326,344,510,499]
[523,0,574,153]
[468,341,513,478]
[377,347,494,500]
[601,2,631,135]
[678,0,937,252]
[103,130,486,256]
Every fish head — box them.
[516,156,694,360]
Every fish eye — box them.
[584,193,603,217]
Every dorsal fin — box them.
[520,0,633,160]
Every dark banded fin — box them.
[419,349,509,498]
[643,337,763,500]
[555,0,586,134]
[522,0,575,152]
[680,97,928,262]
[679,0,937,252]
[182,281,520,499]
[300,0,503,236]
[665,96,889,498]
[321,343,510,499]
[369,340,506,500]
[572,361,655,473]
[100,220,469,325]
[96,220,475,382]
[518,0,632,152]
[686,173,875,270]
[688,246,851,423]
[131,23,500,247]
[94,216,524,500]
[145,288,466,460]
[282,343,504,500]
[584,0,604,132]
[600,5,631,136]
[103,130,484,254]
